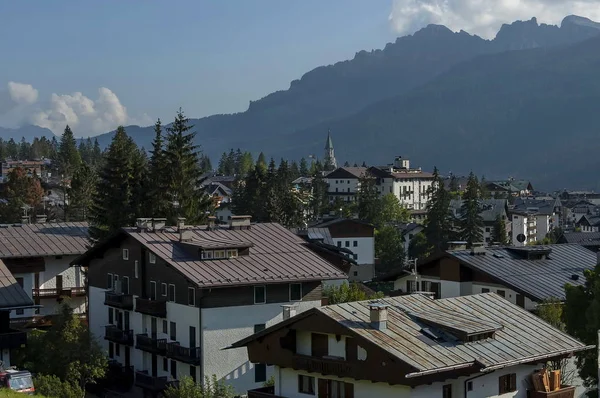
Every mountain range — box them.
[3,15,600,190]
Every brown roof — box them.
[0,222,90,258]
[123,223,347,288]
[325,167,367,179]
[0,259,35,308]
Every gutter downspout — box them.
[464,372,487,398]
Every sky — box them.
[1,0,599,137]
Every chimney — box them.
[229,215,251,230]
[282,304,297,320]
[35,214,47,224]
[447,241,467,251]
[207,216,217,230]
[368,302,389,331]
[21,216,30,224]
[179,229,193,242]
[152,218,167,232]
[136,218,151,231]
[176,217,186,232]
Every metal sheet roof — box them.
[0,259,35,308]
[0,222,89,258]
[449,244,595,301]
[559,232,600,244]
[318,293,590,374]
[125,223,347,288]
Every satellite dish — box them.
[517,234,526,243]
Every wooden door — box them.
[311,333,328,358]
[189,326,196,348]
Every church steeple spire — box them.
[324,129,337,171]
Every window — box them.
[162,320,168,334]
[108,342,114,358]
[226,249,238,258]
[201,251,214,260]
[122,249,129,260]
[214,250,225,259]
[298,375,315,395]
[443,384,452,398]
[150,281,157,300]
[113,274,120,292]
[108,308,114,324]
[190,365,196,383]
[107,273,114,290]
[467,381,473,391]
[353,271,358,276]
[482,288,490,293]
[163,357,168,372]
[168,284,176,302]
[353,241,357,247]
[161,283,167,297]
[188,287,195,306]
[497,290,506,298]
[134,261,139,278]
[327,380,352,398]
[254,363,266,383]
[345,241,350,247]
[254,324,266,334]
[115,343,120,357]
[353,254,358,260]
[290,283,302,301]
[122,276,130,295]
[347,180,350,184]
[499,373,516,394]
[254,285,266,304]
[170,360,177,380]
[149,252,156,264]
[485,227,490,233]
[311,333,328,358]
[337,242,341,248]
[170,322,176,341]
[407,280,419,293]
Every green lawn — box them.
[0,389,44,397]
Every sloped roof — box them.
[77,223,346,288]
[311,218,374,230]
[325,167,367,179]
[559,232,600,244]
[513,198,557,216]
[0,222,89,258]
[449,199,507,222]
[233,293,591,377]
[0,259,35,308]
[448,244,595,301]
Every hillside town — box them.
[0,122,597,398]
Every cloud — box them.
[389,0,600,38]
[7,82,38,105]
[30,87,145,137]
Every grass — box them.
[0,389,44,397]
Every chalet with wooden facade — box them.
[386,244,597,311]
[73,216,347,395]
[0,221,88,328]
[232,293,590,398]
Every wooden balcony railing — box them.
[33,287,87,299]
[0,329,27,349]
[135,298,167,318]
[135,334,167,355]
[104,325,134,346]
[134,371,175,391]
[104,292,134,310]
[291,354,352,377]
[530,386,576,398]
[166,342,201,365]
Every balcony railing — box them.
[105,325,134,346]
[104,292,134,310]
[71,287,86,296]
[135,334,167,355]
[33,287,87,299]
[0,329,27,349]
[135,298,167,318]
[167,342,201,365]
[291,354,352,377]
[248,387,286,398]
[530,386,576,398]
[134,371,175,391]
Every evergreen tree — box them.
[459,172,483,247]
[69,164,97,221]
[491,214,508,244]
[238,152,254,176]
[289,161,300,181]
[375,225,405,273]
[232,163,267,221]
[357,172,380,224]
[217,152,228,175]
[18,137,30,160]
[91,139,102,167]
[6,138,18,159]
[58,125,82,177]
[449,174,459,192]
[299,158,309,177]
[343,161,350,167]
[164,108,212,223]
[199,154,213,173]
[309,171,329,220]
[0,138,5,160]
[256,152,267,173]
[130,145,149,220]
[147,119,170,217]
[89,126,135,242]
[479,175,491,199]
[424,167,453,253]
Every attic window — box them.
[201,249,237,260]
[467,332,494,342]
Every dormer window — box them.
[227,249,238,258]
[214,250,226,259]
[201,251,214,260]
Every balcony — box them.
[0,329,27,349]
[248,387,286,398]
[167,342,201,365]
[104,292,134,310]
[530,386,576,398]
[105,325,134,346]
[134,371,176,392]
[33,287,87,299]
[135,334,167,355]
[291,354,352,377]
[135,297,167,318]
[106,360,134,390]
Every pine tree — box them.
[289,161,300,181]
[147,119,170,217]
[459,172,484,247]
[91,139,102,167]
[164,108,212,223]
[357,172,380,224]
[69,164,97,221]
[130,145,149,220]
[199,154,212,173]
[58,125,82,177]
[6,138,18,159]
[89,126,135,242]
[256,152,267,173]
[491,214,508,244]
[424,167,453,253]
[238,152,254,176]
[449,174,459,192]
[309,170,328,220]
[18,137,30,160]
[299,158,309,177]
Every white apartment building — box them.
[75,217,346,396]
[324,167,366,203]
[0,220,88,327]
[233,293,590,398]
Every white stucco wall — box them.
[11,273,35,319]
[332,237,375,266]
[0,349,11,367]
[202,300,320,394]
